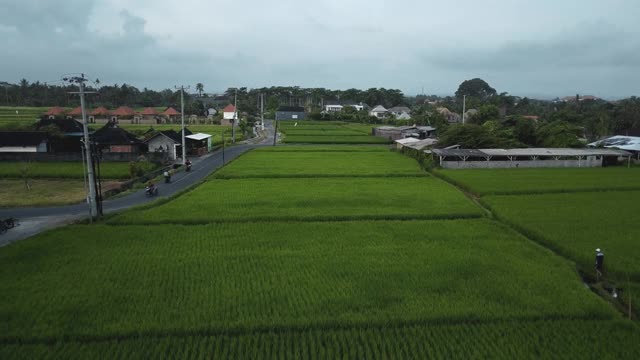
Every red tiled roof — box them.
[223,104,236,113]
[162,107,180,116]
[140,107,159,115]
[522,115,539,121]
[111,106,136,116]
[67,106,83,116]
[90,106,110,116]
[44,106,67,116]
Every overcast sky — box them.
[1,0,639,98]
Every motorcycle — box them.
[0,217,18,235]
[185,162,192,172]
[163,171,171,183]
[145,185,159,197]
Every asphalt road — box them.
[0,121,276,246]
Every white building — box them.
[369,105,388,118]
[223,104,237,120]
[325,104,343,112]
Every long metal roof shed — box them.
[432,147,633,168]
[431,149,487,158]
[478,148,632,157]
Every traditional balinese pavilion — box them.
[66,106,83,119]
[88,106,111,123]
[140,107,161,124]
[110,106,141,124]
[432,148,633,169]
[161,107,181,123]
[43,106,67,119]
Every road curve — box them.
[0,122,276,246]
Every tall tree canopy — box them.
[455,78,497,100]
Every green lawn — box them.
[214,150,421,178]
[0,162,138,179]
[0,179,88,207]
[109,177,483,224]
[437,167,640,195]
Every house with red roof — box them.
[110,106,142,124]
[67,106,83,119]
[88,106,111,123]
[43,106,67,119]
[161,107,181,123]
[221,104,238,126]
[138,107,163,124]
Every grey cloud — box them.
[428,22,640,71]
[0,1,213,89]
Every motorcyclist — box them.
[145,181,157,196]
[185,159,192,172]
[163,169,171,183]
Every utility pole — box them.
[222,131,225,165]
[273,120,278,146]
[174,85,190,164]
[260,93,265,131]
[65,74,97,219]
[462,95,466,125]
[232,88,237,144]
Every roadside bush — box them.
[129,158,156,178]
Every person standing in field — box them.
[595,248,605,279]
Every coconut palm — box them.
[196,83,204,97]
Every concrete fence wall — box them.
[441,158,603,169]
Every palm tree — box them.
[196,83,204,97]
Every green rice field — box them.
[438,167,640,195]
[3,319,638,359]
[109,177,482,224]
[439,166,640,315]
[214,148,418,178]
[484,191,640,280]
[0,220,620,339]
[2,146,639,358]
[278,121,387,144]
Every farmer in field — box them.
[595,248,604,278]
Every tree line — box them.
[0,80,406,116]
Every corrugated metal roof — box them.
[432,149,487,157]
[185,133,212,141]
[433,148,632,158]
[588,136,640,152]
[405,138,438,150]
[395,138,421,145]
[479,148,631,157]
